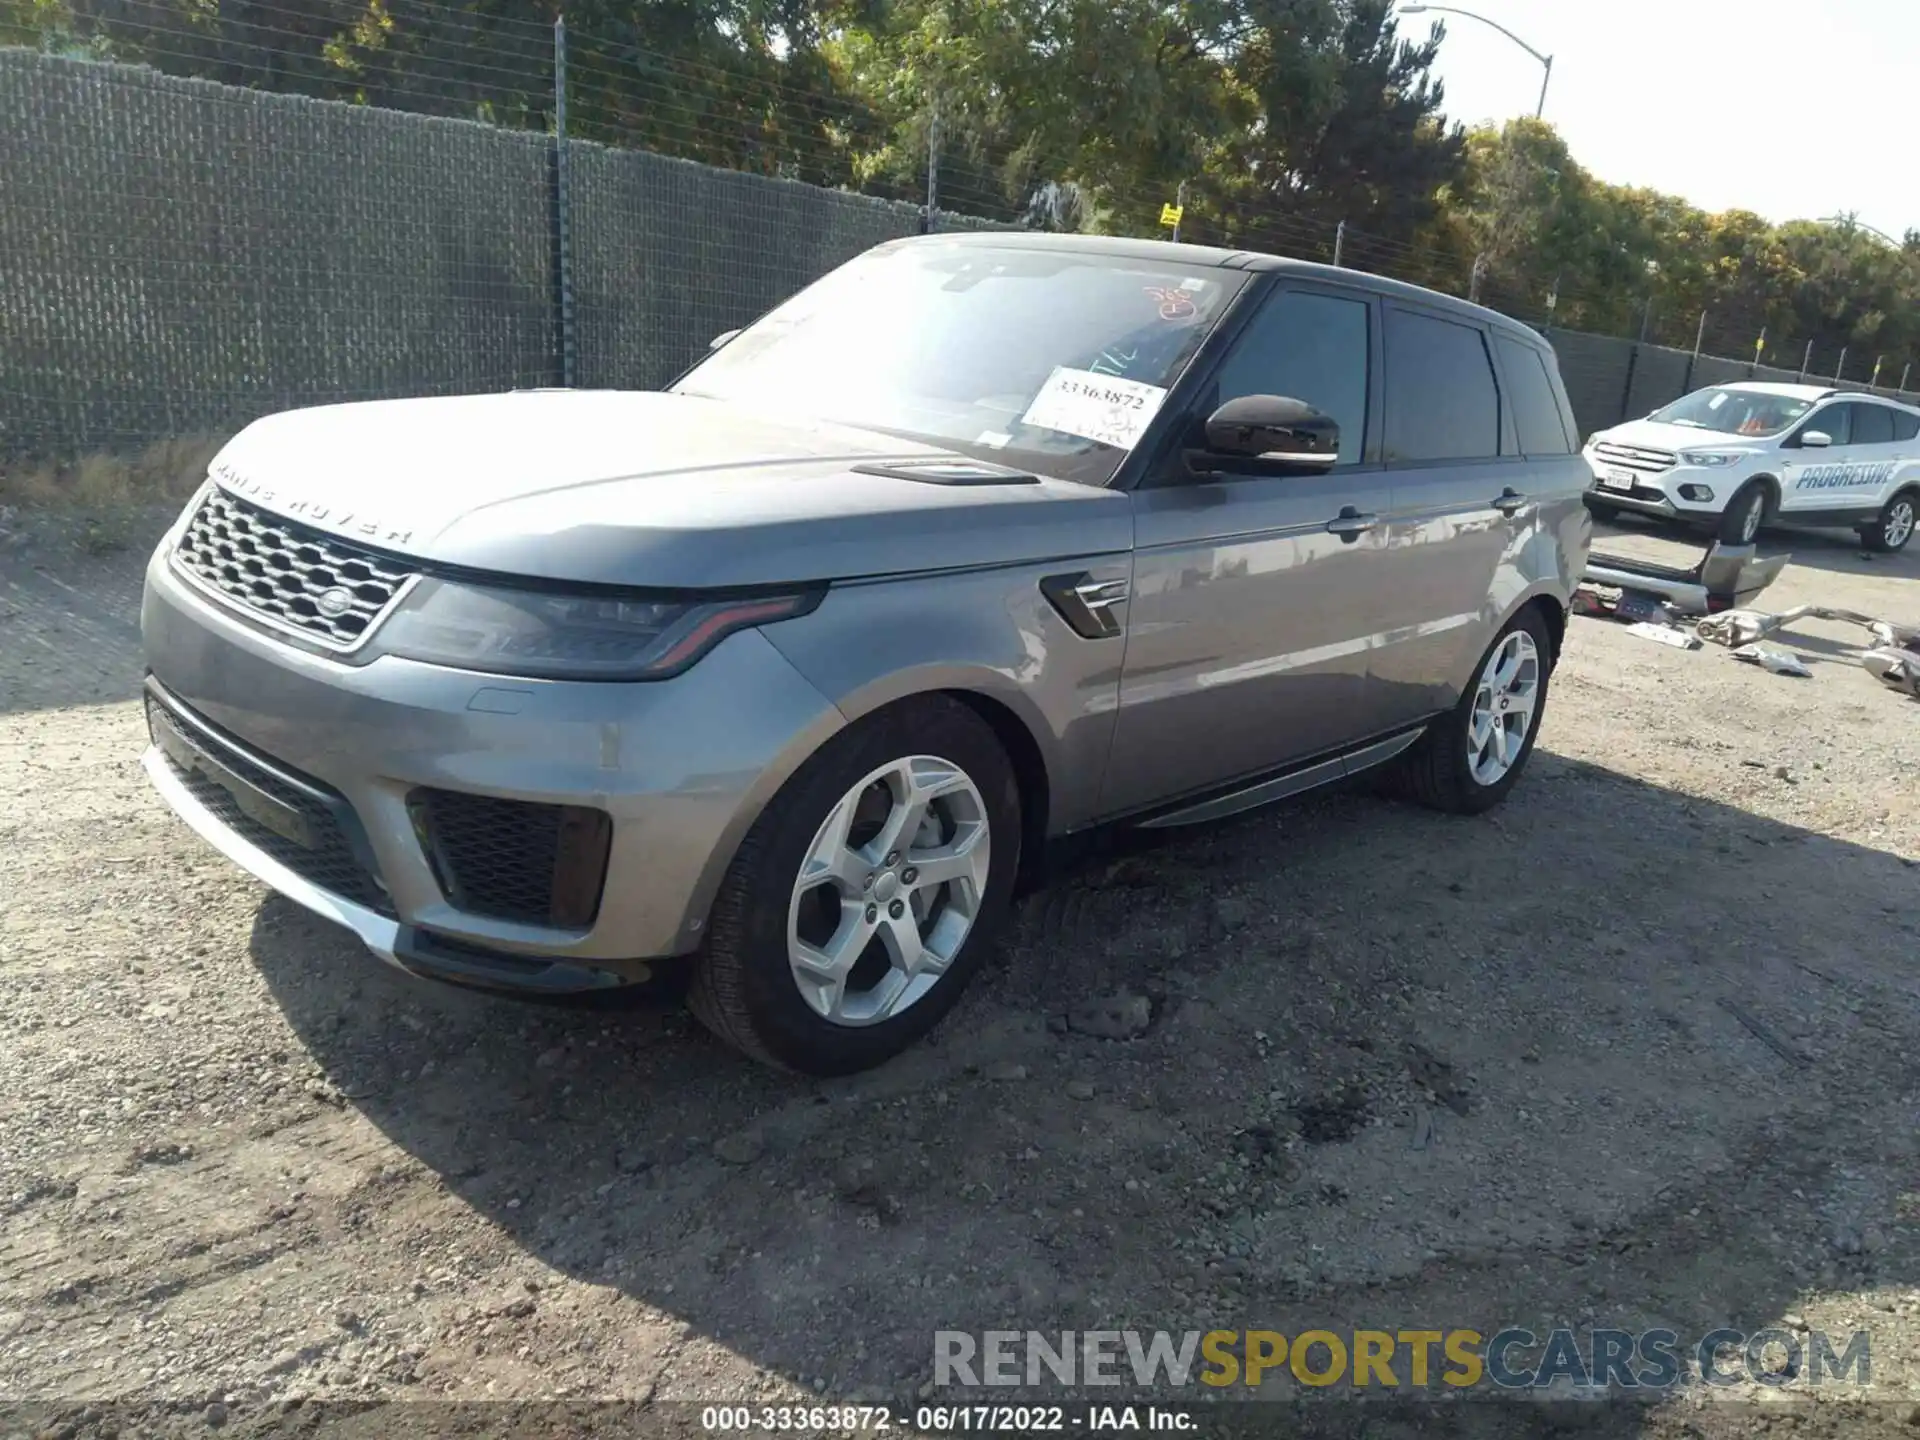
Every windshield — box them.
[673,241,1244,485]
[1649,387,1812,438]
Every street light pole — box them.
[1399,3,1554,119]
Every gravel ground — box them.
[4,506,1920,1438]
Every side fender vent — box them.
[1040,571,1128,639]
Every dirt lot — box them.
[4,506,1920,1438]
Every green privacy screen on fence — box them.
[4,47,1915,460]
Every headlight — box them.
[1679,451,1743,467]
[367,578,821,680]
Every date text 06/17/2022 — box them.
[698,1404,1195,1432]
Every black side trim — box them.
[1094,716,1440,831]
[1778,507,1884,528]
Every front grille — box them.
[410,788,612,929]
[173,487,417,650]
[148,695,395,917]
[1591,441,1678,473]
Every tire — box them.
[688,695,1021,1075]
[1387,607,1553,816]
[1860,488,1918,553]
[1716,481,1770,545]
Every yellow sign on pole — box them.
[1159,202,1184,228]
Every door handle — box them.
[1491,488,1529,515]
[1324,507,1377,541]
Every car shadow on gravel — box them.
[246,752,1920,1434]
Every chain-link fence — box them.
[5,36,1919,466]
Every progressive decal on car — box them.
[1795,461,1896,491]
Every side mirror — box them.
[709,329,742,352]
[1202,394,1339,470]
[1800,430,1832,449]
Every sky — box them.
[1408,0,1917,241]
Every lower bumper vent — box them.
[409,788,611,929]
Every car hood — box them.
[1590,419,1767,454]
[204,390,1131,589]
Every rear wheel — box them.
[1717,481,1770,545]
[1860,489,1917,553]
[689,696,1020,1075]
[1387,607,1553,816]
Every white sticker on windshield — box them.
[1020,367,1168,450]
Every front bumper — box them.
[140,546,846,987]
[1586,484,1681,519]
[1584,456,1733,524]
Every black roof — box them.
[885,229,1543,344]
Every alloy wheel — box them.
[1467,630,1541,787]
[1886,498,1916,550]
[785,755,990,1025]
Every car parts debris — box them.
[1696,605,1920,650]
[1625,621,1703,650]
[1731,643,1812,677]
[1581,540,1791,618]
[1861,645,1920,699]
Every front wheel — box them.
[1860,489,1917,553]
[689,696,1021,1074]
[1387,608,1553,816]
[1716,482,1770,545]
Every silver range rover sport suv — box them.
[141,232,1591,1074]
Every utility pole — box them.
[1684,311,1706,390]
[552,14,574,389]
[923,98,941,235]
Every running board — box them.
[1137,729,1425,830]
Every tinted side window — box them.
[1384,309,1501,462]
[1211,290,1370,467]
[1802,403,1851,446]
[1494,335,1572,455]
[1852,403,1896,445]
[1894,409,1920,442]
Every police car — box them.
[1582,382,1920,553]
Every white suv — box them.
[1583,381,1920,553]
